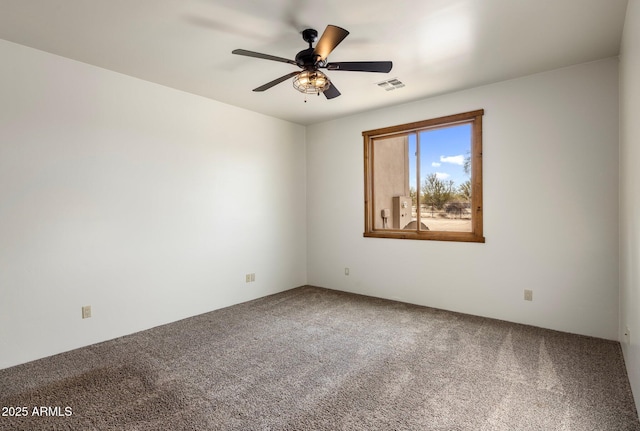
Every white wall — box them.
[307,58,620,340]
[0,39,307,369]
[620,0,640,413]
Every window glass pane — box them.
[372,134,412,230]
[418,124,472,232]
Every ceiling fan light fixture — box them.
[293,70,331,94]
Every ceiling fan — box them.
[232,25,392,99]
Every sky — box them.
[408,123,471,190]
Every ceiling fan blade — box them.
[323,83,341,99]
[325,61,393,73]
[314,25,349,61]
[232,49,297,66]
[253,71,300,92]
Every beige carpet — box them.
[1,286,638,430]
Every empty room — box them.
[1,0,639,429]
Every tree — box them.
[458,180,472,202]
[422,174,455,210]
[463,150,471,176]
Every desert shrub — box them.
[422,174,455,210]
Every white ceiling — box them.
[0,0,629,125]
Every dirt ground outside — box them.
[419,217,472,232]
[409,205,472,232]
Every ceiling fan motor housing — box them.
[295,47,321,69]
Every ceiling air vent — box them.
[377,78,405,91]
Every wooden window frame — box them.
[363,109,485,243]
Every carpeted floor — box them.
[1,286,639,430]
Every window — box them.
[363,109,484,243]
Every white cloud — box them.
[431,162,441,167]
[440,155,465,166]
[435,172,451,180]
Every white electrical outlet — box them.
[82,305,91,319]
[345,267,350,276]
[245,274,251,283]
[524,290,533,301]
[250,273,255,282]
